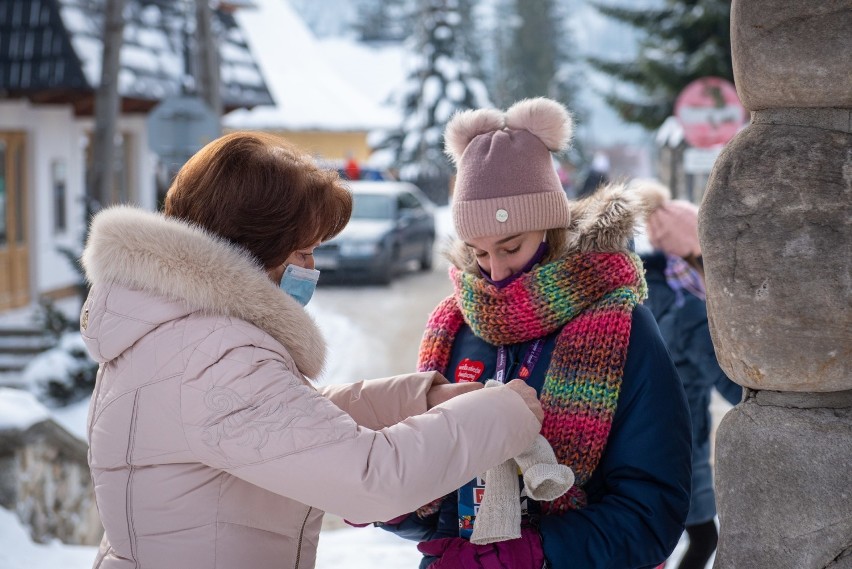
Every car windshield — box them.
[352,193,395,220]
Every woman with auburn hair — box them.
[80,131,543,569]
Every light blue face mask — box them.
[280,264,320,307]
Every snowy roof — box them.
[0,0,271,110]
[0,388,49,431]
[224,0,397,132]
[316,38,407,113]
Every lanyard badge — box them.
[494,338,545,383]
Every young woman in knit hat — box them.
[379,98,692,568]
[636,181,742,569]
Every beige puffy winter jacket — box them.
[80,207,540,569]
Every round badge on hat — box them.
[495,209,509,223]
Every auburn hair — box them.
[164,131,352,268]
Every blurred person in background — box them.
[344,152,362,180]
[378,98,691,569]
[576,151,611,199]
[634,180,742,569]
[79,131,544,569]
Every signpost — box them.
[683,147,723,174]
[146,96,221,164]
[673,77,748,201]
[674,77,747,149]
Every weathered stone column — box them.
[698,2,852,567]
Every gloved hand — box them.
[417,527,545,569]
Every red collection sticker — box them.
[455,358,485,383]
[474,488,486,504]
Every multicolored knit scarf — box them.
[664,253,706,306]
[418,252,647,514]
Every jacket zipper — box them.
[293,506,312,569]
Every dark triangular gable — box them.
[0,0,89,92]
[0,0,272,114]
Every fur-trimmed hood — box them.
[446,182,648,272]
[81,206,326,378]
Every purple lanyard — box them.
[494,338,545,383]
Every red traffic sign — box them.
[674,77,747,148]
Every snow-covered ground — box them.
[0,501,704,569]
[0,504,427,569]
[0,507,98,569]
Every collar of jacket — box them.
[82,206,326,379]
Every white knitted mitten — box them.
[482,380,575,501]
[470,380,575,545]
[514,435,575,501]
[470,458,521,545]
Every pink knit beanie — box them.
[635,179,701,258]
[445,98,573,241]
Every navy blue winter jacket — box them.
[381,304,692,569]
[642,252,741,526]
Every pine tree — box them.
[353,0,414,43]
[483,0,582,141]
[588,0,733,130]
[502,0,566,103]
[375,0,491,204]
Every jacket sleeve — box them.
[316,372,437,430]
[179,328,541,524]
[378,509,443,542]
[539,306,692,569]
[681,299,743,407]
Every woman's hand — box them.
[505,379,544,424]
[427,381,484,409]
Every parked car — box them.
[314,181,436,285]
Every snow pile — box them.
[51,397,92,442]
[0,388,50,431]
[0,507,97,569]
[21,333,98,408]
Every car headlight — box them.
[339,241,379,256]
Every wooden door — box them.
[0,132,29,311]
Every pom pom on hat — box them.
[630,178,671,213]
[445,98,574,241]
[505,97,573,152]
[632,179,700,258]
[445,108,505,164]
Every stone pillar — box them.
[698,2,852,567]
[0,420,102,545]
